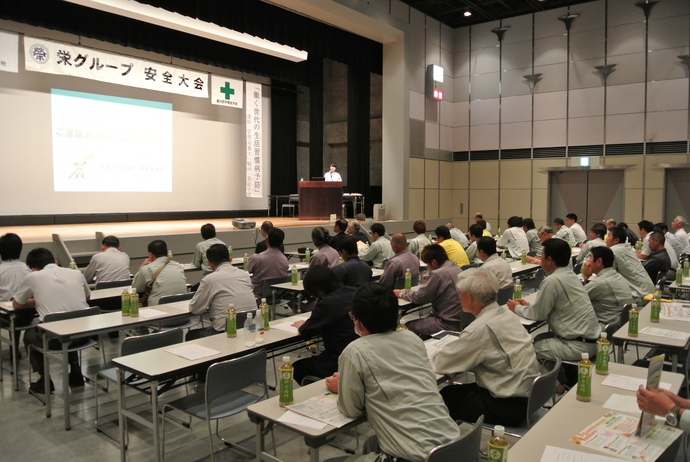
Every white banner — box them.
[0,31,19,73]
[246,82,262,198]
[211,75,244,108]
[24,36,208,98]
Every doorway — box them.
[548,170,625,230]
[665,168,690,224]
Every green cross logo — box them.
[220,82,235,99]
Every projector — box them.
[232,219,256,229]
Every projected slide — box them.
[51,89,172,192]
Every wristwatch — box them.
[665,405,681,427]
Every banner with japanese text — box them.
[0,31,18,73]
[245,82,262,198]
[211,75,243,108]
[24,36,208,98]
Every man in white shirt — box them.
[13,248,91,393]
[553,218,576,247]
[324,163,342,181]
[187,244,256,340]
[477,237,512,287]
[429,269,540,426]
[496,216,529,259]
[656,222,683,269]
[0,233,32,357]
[193,223,226,276]
[83,235,130,284]
[566,213,587,244]
[132,240,187,306]
[636,220,655,261]
[359,223,393,269]
[446,223,469,247]
[671,216,690,254]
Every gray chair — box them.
[161,349,272,461]
[261,276,295,319]
[95,279,132,290]
[425,415,484,462]
[148,292,200,332]
[95,329,184,443]
[28,307,105,402]
[496,285,514,305]
[393,274,419,290]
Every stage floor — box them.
[0,217,333,243]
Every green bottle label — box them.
[279,368,294,405]
[577,363,592,399]
[129,293,139,316]
[677,268,684,284]
[226,311,237,338]
[628,311,638,335]
[513,286,521,300]
[650,300,661,322]
[121,293,130,316]
[488,444,507,462]
[596,343,609,373]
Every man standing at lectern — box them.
[324,163,342,181]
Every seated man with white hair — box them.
[428,268,540,426]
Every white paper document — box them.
[639,327,690,341]
[286,393,355,428]
[540,445,631,462]
[137,308,168,319]
[166,344,220,361]
[277,410,327,430]
[602,394,641,416]
[601,374,672,392]
[660,302,690,322]
[164,300,191,311]
[271,314,310,334]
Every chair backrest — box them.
[381,258,389,269]
[393,274,419,290]
[620,303,631,325]
[206,349,267,404]
[526,359,561,428]
[261,276,292,298]
[159,292,194,305]
[121,328,184,356]
[656,271,666,286]
[604,315,621,342]
[43,306,101,323]
[236,310,257,329]
[527,251,538,257]
[531,268,545,286]
[496,285,514,305]
[425,415,484,462]
[95,279,132,290]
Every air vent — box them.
[500,148,532,160]
[533,147,566,158]
[605,143,644,156]
[568,145,603,157]
[470,150,499,161]
[453,151,469,162]
[646,141,688,155]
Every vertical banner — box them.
[245,82,262,198]
[0,31,19,73]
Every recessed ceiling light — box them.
[464,11,472,17]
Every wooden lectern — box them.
[298,181,342,220]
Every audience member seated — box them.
[0,233,32,357]
[656,223,681,269]
[525,226,556,263]
[291,266,358,385]
[132,240,187,306]
[522,218,542,254]
[359,223,393,269]
[14,248,91,394]
[309,226,339,269]
[377,233,419,289]
[332,237,372,288]
[636,220,655,261]
[619,221,639,247]
[435,225,469,266]
[508,239,600,361]
[641,231,671,284]
[477,218,492,237]
[248,228,289,300]
[465,224,484,264]
[324,283,459,462]
[566,213,587,244]
[394,244,467,335]
[607,226,655,300]
[576,223,607,265]
[474,212,492,234]
[255,221,285,255]
[671,216,690,254]
[187,244,256,340]
[83,235,130,284]
[553,217,576,247]
[446,222,469,247]
[346,220,370,246]
[329,219,349,251]
[429,269,540,426]
[193,223,226,276]
[477,237,512,287]
[496,216,530,259]
[408,220,430,258]
[581,246,633,327]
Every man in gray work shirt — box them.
[581,246,633,326]
[606,226,655,300]
[508,238,601,361]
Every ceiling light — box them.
[464,11,472,17]
[62,0,308,62]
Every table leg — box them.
[63,342,71,430]
[672,353,678,373]
[151,380,161,462]
[11,316,18,391]
[310,446,319,462]
[44,334,51,418]
[255,420,264,462]
[118,368,127,462]
[616,344,624,363]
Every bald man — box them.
[377,233,420,289]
